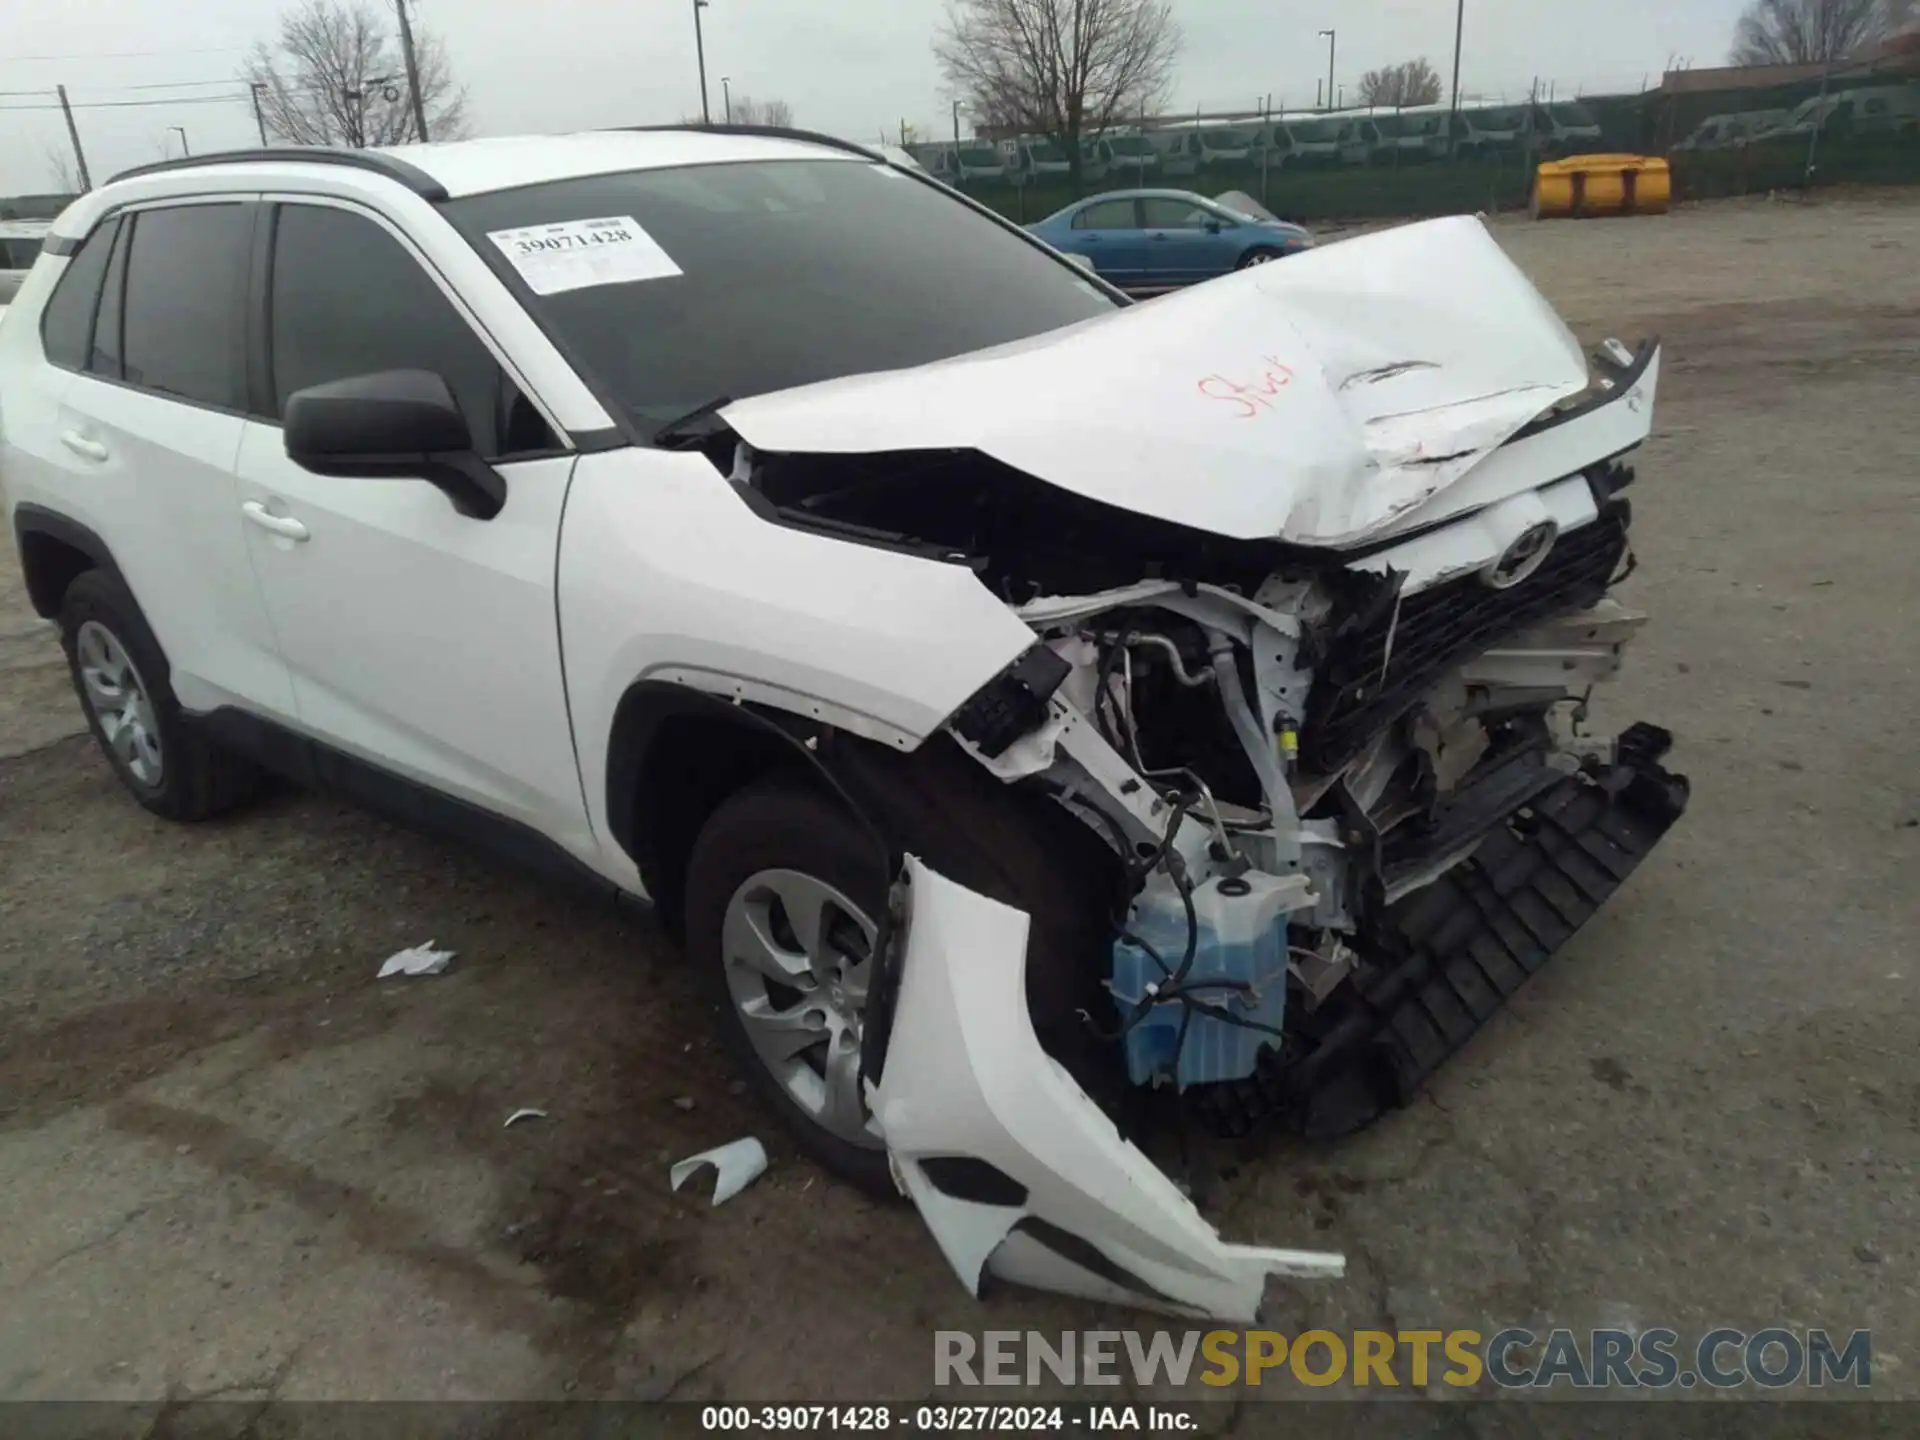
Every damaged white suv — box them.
[1,128,1686,1320]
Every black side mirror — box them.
[1204,218,1224,233]
[284,369,506,521]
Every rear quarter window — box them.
[38,217,120,371]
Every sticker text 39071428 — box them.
[486,215,683,295]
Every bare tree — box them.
[1357,58,1443,107]
[935,0,1180,188]
[241,0,469,147]
[730,95,796,127]
[1730,0,1891,64]
[42,141,85,194]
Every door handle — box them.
[241,500,310,542]
[60,431,108,462]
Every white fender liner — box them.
[869,856,1344,1322]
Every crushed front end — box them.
[718,217,1689,1318]
[929,400,1689,1143]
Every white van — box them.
[1002,135,1072,180]
[1451,105,1528,158]
[1776,86,1920,139]
[1146,125,1257,177]
[1080,131,1160,182]
[1528,100,1604,156]
[1672,110,1789,152]
[915,141,1009,182]
[1256,114,1343,168]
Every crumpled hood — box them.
[720,215,1594,547]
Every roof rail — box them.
[105,146,448,201]
[616,123,886,163]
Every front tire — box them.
[58,570,261,821]
[684,778,896,1196]
[1236,246,1283,269]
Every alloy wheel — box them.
[75,620,164,787]
[720,868,883,1147]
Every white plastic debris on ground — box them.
[669,1138,769,1207]
[377,941,455,977]
[503,1107,549,1128]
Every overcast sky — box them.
[3,0,1752,192]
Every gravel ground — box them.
[1,191,1917,1414]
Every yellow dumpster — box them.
[1530,154,1671,220]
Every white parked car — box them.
[0,220,51,305]
[0,128,1687,1320]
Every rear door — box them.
[231,197,593,854]
[44,201,296,719]
[1066,198,1145,285]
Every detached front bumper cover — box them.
[867,857,1344,1322]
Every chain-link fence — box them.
[941,59,1920,227]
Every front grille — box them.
[1300,510,1630,773]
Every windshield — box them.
[1470,108,1523,132]
[1287,119,1341,143]
[1204,128,1253,149]
[447,160,1119,431]
[1025,139,1064,162]
[959,146,1001,166]
[1107,135,1154,156]
[1552,103,1597,127]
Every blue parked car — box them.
[1026,188,1312,291]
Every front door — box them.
[1139,197,1237,283]
[232,198,594,857]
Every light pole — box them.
[167,125,190,157]
[1449,0,1465,155]
[693,0,712,125]
[952,97,965,174]
[1318,29,1336,113]
[722,76,732,124]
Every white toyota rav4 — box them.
[0,128,1687,1320]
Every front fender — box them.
[561,450,1036,871]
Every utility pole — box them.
[168,126,190,157]
[249,81,270,145]
[56,85,92,191]
[395,0,431,141]
[1804,58,1835,189]
[1318,29,1336,114]
[693,0,712,125]
[722,76,732,124]
[1449,0,1465,156]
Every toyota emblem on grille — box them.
[1482,520,1560,589]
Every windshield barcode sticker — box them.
[486,215,682,295]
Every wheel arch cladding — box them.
[605,682,874,942]
[12,506,124,619]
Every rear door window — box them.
[120,203,251,410]
[38,217,119,371]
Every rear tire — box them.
[58,569,261,821]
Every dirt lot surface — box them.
[3,192,1917,1416]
